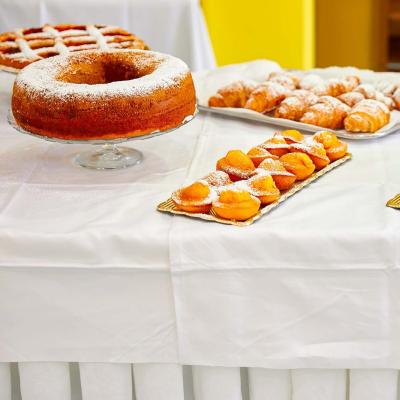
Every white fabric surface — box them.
[0,0,215,71]
[1,58,400,369]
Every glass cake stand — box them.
[8,110,197,170]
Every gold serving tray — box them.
[386,193,400,209]
[158,154,352,226]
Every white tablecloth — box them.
[0,0,215,71]
[1,65,400,367]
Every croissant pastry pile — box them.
[171,129,349,222]
[208,70,396,133]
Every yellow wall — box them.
[201,0,315,70]
[316,0,383,70]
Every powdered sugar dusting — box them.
[15,49,191,100]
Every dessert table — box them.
[1,65,400,400]
[0,0,215,71]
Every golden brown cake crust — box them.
[11,49,197,140]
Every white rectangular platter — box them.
[193,60,400,140]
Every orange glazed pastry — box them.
[12,49,196,141]
[212,189,261,221]
[172,181,216,214]
[290,139,330,170]
[247,174,280,205]
[216,150,256,181]
[202,171,232,187]
[247,146,278,167]
[313,131,348,162]
[280,152,315,180]
[278,129,305,144]
[258,158,296,190]
[261,135,290,157]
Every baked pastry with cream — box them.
[172,181,216,213]
[261,135,290,157]
[258,158,296,190]
[216,150,256,181]
[312,131,348,161]
[247,146,278,167]
[290,139,330,170]
[212,189,260,221]
[247,174,280,204]
[280,152,315,180]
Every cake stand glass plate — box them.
[8,109,197,170]
[0,65,20,74]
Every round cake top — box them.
[14,49,192,100]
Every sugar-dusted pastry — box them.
[202,171,232,187]
[337,92,365,107]
[374,81,397,96]
[393,86,400,110]
[280,152,315,180]
[312,131,348,161]
[299,74,327,94]
[216,150,256,181]
[212,189,260,221]
[290,139,330,170]
[172,181,217,213]
[274,90,318,121]
[300,96,350,129]
[247,174,280,205]
[208,80,256,108]
[247,146,278,167]
[258,158,296,190]
[344,99,390,133]
[244,82,289,113]
[279,129,305,144]
[260,135,290,157]
[342,75,361,92]
[354,84,395,110]
[268,71,300,90]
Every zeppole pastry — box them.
[290,139,330,170]
[344,99,390,133]
[278,129,305,144]
[312,131,348,161]
[392,87,400,110]
[258,158,296,190]
[247,174,280,205]
[247,146,278,167]
[212,189,261,221]
[216,150,256,181]
[245,82,289,113]
[280,152,315,180]
[202,171,232,187]
[300,96,350,129]
[261,135,290,157]
[208,80,256,108]
[172,181,216,213]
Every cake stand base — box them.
[74,144,143,170]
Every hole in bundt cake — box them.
[56,55,157,85]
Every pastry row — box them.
[208,71,392,133]
[172,130,349,221]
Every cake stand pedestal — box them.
[8,111,196,170]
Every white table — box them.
[0,67,400,400]
[0,0,215,71]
